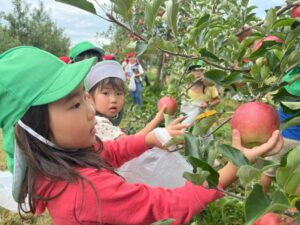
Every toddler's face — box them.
[48,82,97,149]
[92,85,125,119]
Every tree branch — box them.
[236,0,300,36]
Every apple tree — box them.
[56,0,300,224]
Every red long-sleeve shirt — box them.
[35,135,223,225]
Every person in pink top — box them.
[0,46,283,225]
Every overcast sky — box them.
[0,0,284,47]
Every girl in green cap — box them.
[0,46,284,225]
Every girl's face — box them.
[128,56,137,64]
[192,69,204,79]
[48,82,97,149]
[92,84,125,119]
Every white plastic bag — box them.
[118,148,193,188]
[0,171,18,212]
[180,100,203,124]
[128,75,136,92]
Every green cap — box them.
[69,41,105,62]
[0,46,96,200]
[282,65,300,96]
[188,60,204,72]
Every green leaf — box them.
[245,185,290,225]
[148,37,176,52]
[183,170,210,185]
[184,132,201,159]
[195,14,210,27]
[272,86,300,103]
[221,72,253,85]
[281,102,300,111]
[281,114,300,130]
[192,115,217,137]
[166,0,179,37]
[249,40,282,59]
[241,0,249,7]
[286,26,300,44]
[263,8,276,31]
[111,0,135,21]
[187,156,219,188]
[204,70,227,84]
[229,34,239,49]
[135,41,148,56]
[198,48,219,61]
[286,146,300,169]
[237,165,260,186]
[266,51,280,72]
[144,0,164,30]
[272,18,297,29]
[219,144,249,167]
[245,184,270,225]
[151,218,175,225]
[250,62,261,81]
[260,65,270,81]
[55,0,96,14]
[276,167,300,195]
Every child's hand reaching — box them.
[232,129,283,162]
[153,104,167,125]
[218,129,283,188]
[145,115,189,149]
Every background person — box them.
[124,52,144,107]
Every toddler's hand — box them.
[200,101,208,109]
[165,115,189,136]
[231,129,283,163]
[145,115,189,149]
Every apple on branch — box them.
[157,96,178,115]
[291,6,300,18]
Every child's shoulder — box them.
[95,116,124,141]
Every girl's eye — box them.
[72,102,81,109]
[102,92,109,95]
[117,92,124,96]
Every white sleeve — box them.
[138,64,144,74]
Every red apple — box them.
[157,96,178,115]
[237,29,252,43]
[253,212,294,225]
[231,102,280,148]
[252,36,283,52]
[291,6,300,18]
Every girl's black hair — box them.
[74,49,103,63]
[15,104,115,220]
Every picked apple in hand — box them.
[231,102,280,148]
[157,96,178,115]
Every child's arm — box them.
[101,116,188,167]
[218,129,283,188]
[135,105,166,136]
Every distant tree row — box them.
[0,0,70,56]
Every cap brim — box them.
[33,57,96,105]
[188,65,204,71]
